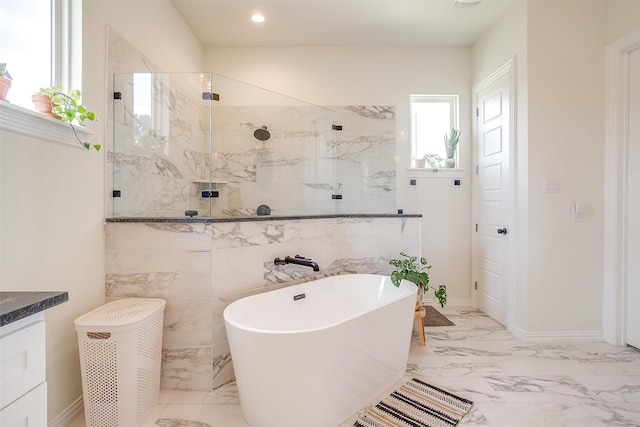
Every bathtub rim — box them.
[223,273,417,335]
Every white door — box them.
[626,47,640,349]
[475,66,512,326]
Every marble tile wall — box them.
[211,105,396,216]
[107,29,396,218]
[112,72,210,217]
[105,217,420,390]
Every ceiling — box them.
[171,0,519,47]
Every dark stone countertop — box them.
[0,291,69,327]
[106,213,422,223]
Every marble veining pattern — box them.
[156,420,211,427]
[107,29,397,218]
[161,347,213,391]
[70,306,640,427]
[105,217,420,393]
[345,105,396,120]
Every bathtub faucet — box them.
[274,255,320,272]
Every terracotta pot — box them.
[0,76,11,101]
[31,94,58,118]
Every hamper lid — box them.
[74,298,166,330]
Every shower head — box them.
[254,125,270,141]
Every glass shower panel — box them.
[110,72,397,218]
[112,72,213,217]
[209,74,339,217]
[332,106,397,214]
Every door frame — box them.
[471,59,516,329]
[603,28,640,346]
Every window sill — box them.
[0,100,93,149]
[408,168,465,178]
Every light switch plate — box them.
[544,179,559,193]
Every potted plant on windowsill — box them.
[32,86,101,151]
[0,64,12,101]
[389,252,447,309]
[443,127,459,169]
[414,153,443,169]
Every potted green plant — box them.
[413,153,443,169]
[389,252,447,308]
[0,64,12,101]
[443,127,460,168]
[424,153,443,169]
[32,86,101,151]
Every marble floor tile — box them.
[158,390,208,404]
[152,404,250,427]
[68,307,640,427]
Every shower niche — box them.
[110,72,396,218]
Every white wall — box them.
[205,46,473,303]
[0,127,106,424]
[473,1,617,337]
[525,1,607,334]
[607,0,640,43]
[0,1,202,423]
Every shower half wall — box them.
[110,72,397,218]
[105,216,420,390]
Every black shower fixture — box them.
[254,125,270,141]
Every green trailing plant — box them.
[0,63,12,80]
[389,252,447,307]
[443,127,460,159]
[37,86,100,151]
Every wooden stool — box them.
[414,306,426,346]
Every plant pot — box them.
[0,76,11,101]
[445,157,455,168]
[415,158,426,168]
[31,94,58,118]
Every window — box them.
[410,95,458,168]
[0,0,81,110]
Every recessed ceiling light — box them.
[251,14,265,23]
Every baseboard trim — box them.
[421,297,471,307]
[50,396,83,427]
[511,324,603,342]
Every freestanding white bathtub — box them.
[223,274,417,427]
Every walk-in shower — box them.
[109,72,397,218]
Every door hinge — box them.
[202,92,220,101]
[476,108,479,117]
[475,224,478,232]
[475,281,478,290]
[476,165,479,174]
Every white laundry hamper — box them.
[74,298,166,427]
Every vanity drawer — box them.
[0,382,47,426]
[0,317,46,409]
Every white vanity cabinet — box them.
[0,291,68,426]
[0,312,47,426]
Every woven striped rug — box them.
[354,378,473,427]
